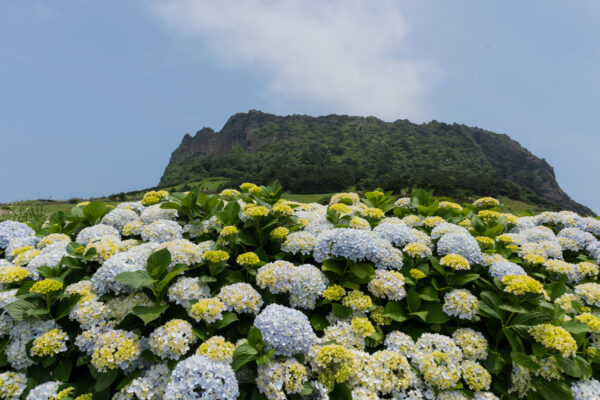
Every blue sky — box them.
[1,1,599,213]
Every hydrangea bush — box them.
[1,182,600,399]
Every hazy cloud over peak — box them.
[151,0,433,120]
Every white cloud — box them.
[151,0,433,121]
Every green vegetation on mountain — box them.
[160,111,592,215]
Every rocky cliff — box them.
[160,110,592,215]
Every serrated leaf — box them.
[4,299,42,321]
[213,312,238,330]
[55,294,82,320]
[132,304,169,325]
[310,314,329,331]
[349,262,375,283]
[511,351,539,370]
[382,301,408,322]
[232,343,259,371]
[562,319,590,334]
[421,301,451,324]
[146,248,172,279]
[52,359,72,381]
[453,273,480,286]
[115,271,156,290]
[406,288,421,312]
[94,368,119,392]
[332,303,352,319]
[419,286,438,301]
[248,327,265,350]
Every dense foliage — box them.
[1,182,600,400]
[160,111,591,215]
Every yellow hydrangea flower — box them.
[403,242,432,258]
[322,285,346,301]
[270,227,289,240]
[189,298,226,323]
[528,324,577,357]
[242,206,269,218]
[440,253,470,271]
[30,279,63,295]
[0,266,30,284]
[203,250,230,264]
[197,336,235,362]
[502,275,547,298]
[329,203,352,215]
[236,252,260,266]
[576,313,600,333]
[350,317,375,337]
[31,329,68,357]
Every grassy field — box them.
[1,177,554,224]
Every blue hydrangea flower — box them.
[0,221,34,249]
[571,379,600,400]
[488,261,526,279]
[164,354,239,400]
[254,304,315,356]
[25,381,60,400]
[373,223,417,247]
[314,229,403,270]
[436,232,482,265]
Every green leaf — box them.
[82,247,97,261]
[511,351,539,370]
[511,312,553,326]
[332,303,352,319]
[310,314,329,331]
[132,304,169,325]
[115,271,156,290]
[504,327,525,352]
[534,379,573,400]
[198,275,217,283]
[419,286,438,301]
[115,370,143,391]
[83,201,108,224]
[231,343,259,371]
[192,327,208,341]
[156,265,188,296]
[554,355,582,377]
[575,356,593,379]
[213,312,239,330]
[238,230,257,246]
[52,359,72,382]
[546,280,566,301]
[478,291,504,320]
[300,382,314,396]
[453,273,481,286]
[4,299,42,321]
[321,260,342,275]
[483,350,507,374]
[484,223,504,238]
[406,288,422,312]
[499,304,529,314]
[421,301,451,324]
[248,327,265,351]
[562,319,590,335]
[349,262,375,283]
[146,248,172,279]
[256,349,276,366]
[55,294,82,320]
[94,368,119,393]
[382,301,408,322]
[330,383,352,400]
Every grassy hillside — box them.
[160,111,592,215]
[0,178,554,225]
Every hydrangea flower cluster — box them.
[2,186,600,399]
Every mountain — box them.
[159,110,593,215]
